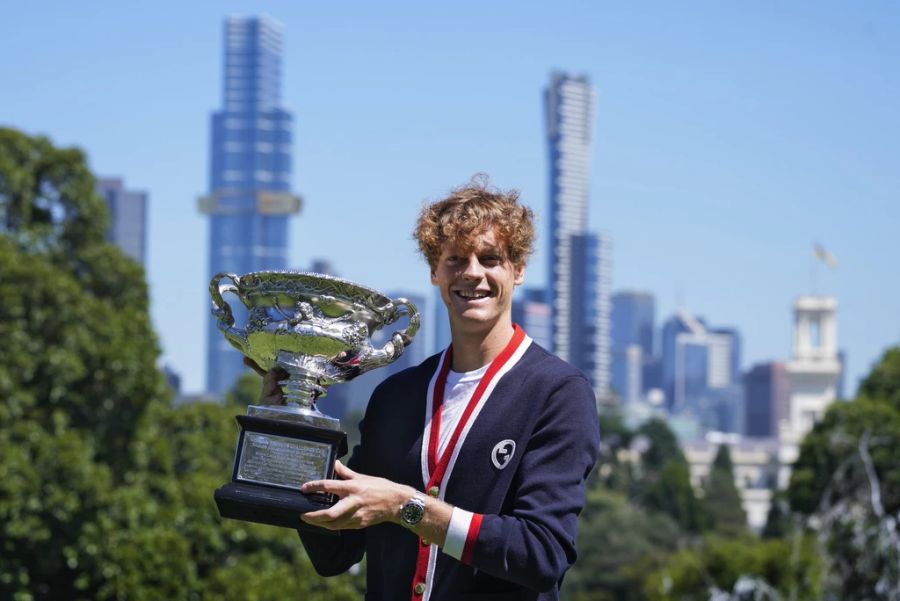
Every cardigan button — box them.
[414,582,426,595]
[427,486,439,497]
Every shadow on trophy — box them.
[209,271,419,531]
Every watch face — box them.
[401,499,425,525]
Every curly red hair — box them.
[414,175,536,271]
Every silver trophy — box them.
[209,270,419,530]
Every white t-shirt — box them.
[437,363,489,459]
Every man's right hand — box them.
[243,357,288,405]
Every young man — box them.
[257,181,600,600]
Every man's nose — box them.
[460,255,484,279]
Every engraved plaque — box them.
[236,432,332,490]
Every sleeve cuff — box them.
[443,508,482,564]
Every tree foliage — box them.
[0,129,363,600]
[631,419,708,533]
[787,346,900,600]
[858,346,900,410]
[642,535,822,601]
[224,370,263,408]
[702,445,747,537]
[563,488,681,601]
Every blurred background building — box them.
[743,362,789,439]
[512,288,552,351]
[777,295,842,487]
[96,177,147,267]
[685,295,842,529]
[200,15,301,396]
[611,290,656,404]
[544,72,611,400]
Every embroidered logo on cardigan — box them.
[491,439,516,470]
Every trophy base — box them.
[215,482,339,533]
[216,412,348,532]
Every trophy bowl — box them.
[209,270,420,530]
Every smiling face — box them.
[431,227,525,338]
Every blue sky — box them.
[2,1,898,395]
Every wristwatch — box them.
[399,492,427,528]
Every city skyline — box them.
[2,2,897,395]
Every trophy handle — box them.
[210,272,250,354]
[354,298,420,374]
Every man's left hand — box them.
[300,461,413,530]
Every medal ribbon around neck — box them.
[425,324,526,485]
[411,324,528,601]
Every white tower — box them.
[778,295,842,485]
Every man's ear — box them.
[430,270,438,285]
[514,264,526,285]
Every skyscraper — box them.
[744,362,789,438]
[566,232,612,399]
[512,288,552,351]
[544,72,596,363]
[611,291,655,403]
[544,71,610,399]
[96,177,147,267]
[661,310,742,426]
[201,15,301,395]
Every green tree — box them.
[564,488,681,601]
[0,128,108,253]
[858,346,900,409]
[642,535,822,601]
[0,127,166,473]
[761,491,792,540]
[702,445,747,536]
[225,369,264,407]
[787,346,900,600]
[0,129,364,600]
[590,408,636,494]
[0,150,167,596]
[636,418,683,472]
[633,418,707,532]
[86,400,364,600]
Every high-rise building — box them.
[661,310,707,413]
[544,71,596,363]
[544,72,609,399]
[744,362,789,438]
[96,177,147,266]
[200,15,301,395]
[611,291,655,402]
[566,232,611,398]
[512,288,552,351]
[661,310,742,431]
[595,233,612,401]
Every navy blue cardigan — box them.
[299,342,600,601]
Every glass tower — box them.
[611,291,656,402]
[544,72,596,362]
[544,71,610,400]
[202,15,301,395]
